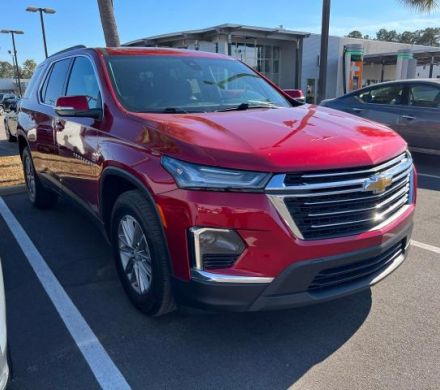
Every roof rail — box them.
[48,45,87,58]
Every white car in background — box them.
[0,262,9,389]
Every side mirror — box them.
[284,89,305,102]
[55,96,102,119]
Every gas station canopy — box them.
[364,49,440,66]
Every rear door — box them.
[54,55,103,212]
[32,58,72,183]
[397,82,440,153]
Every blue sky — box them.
[1,0,439,65]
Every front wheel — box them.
[22,147,58,209]
[111,190,175,316]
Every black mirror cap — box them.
[54,107,103,120]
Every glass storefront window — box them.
[228,40,281,85]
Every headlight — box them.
[162,156,271,191]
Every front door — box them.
[54,56,103,214]
[354,84,408,134]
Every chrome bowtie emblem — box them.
[363,174,393,194]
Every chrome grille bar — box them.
[266,152,414,240]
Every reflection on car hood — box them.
[131,104,407,172]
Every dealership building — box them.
[124,23,440,102]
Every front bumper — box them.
[172,223,412,311]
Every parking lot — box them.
[0,121,439,389]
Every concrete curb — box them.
[0,185,26,196]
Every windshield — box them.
[106,55,292,113]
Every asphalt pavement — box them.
[0,124,439,389]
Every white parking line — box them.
[418,173,440,180]
[411,240,440,255]
[0,197,130,390]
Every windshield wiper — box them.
[218,102,279,112]
[160,107,189,113]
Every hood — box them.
[131,105,407,173]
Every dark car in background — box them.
[321,79,440,156]
[0,94,17,116]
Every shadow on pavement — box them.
[412,153,440,192]
[1,193,372,389]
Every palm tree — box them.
[97,0,120,47]
[400,0,438,11]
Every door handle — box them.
[352,108,363,113]
[401,115,415,120]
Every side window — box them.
[23,65,44,99]
[42,59,71,106]
[409,84,440,108]
[66,57,101,109]
[367,85,404,105]
[357,89,373,103]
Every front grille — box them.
[308,241,404,291]
[267,152,414,240]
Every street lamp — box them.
[0,29,24,96]
[26,6,56,58]
[317,0,331,103]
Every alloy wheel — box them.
[118,215,153,295]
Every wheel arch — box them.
[17,134,29,159]
[100,166,175,274]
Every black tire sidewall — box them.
[111,195,170,314]
[22,148,37,204]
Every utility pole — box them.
[26,6,56,58]
[1,29,24,96]
[97,0,120,47]
[317,0,331,103]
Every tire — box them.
[4,121,16,142]
[22,147,58,209]
[111,190,175,316]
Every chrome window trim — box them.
[192,269,274,284]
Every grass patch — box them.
[0,155,24,187]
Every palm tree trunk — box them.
[97,0,120,47]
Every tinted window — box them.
[66,57,101,109]
[23,65,44,99]
[106,55,291,113]
[357,85,404,105]
[409,84,440,108]
[42,59,71,106]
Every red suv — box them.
[17,46,416,316]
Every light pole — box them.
[7,49,19,92]
[26,6,56,58]
[1,29,24,96]
[317,0,331,103]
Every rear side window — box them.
[23,65,44,99]
[41,58,71,106]
[357,85,404,105]
[409,84,440,108]
[66,57,101,109]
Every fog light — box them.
[190,228,245,270]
